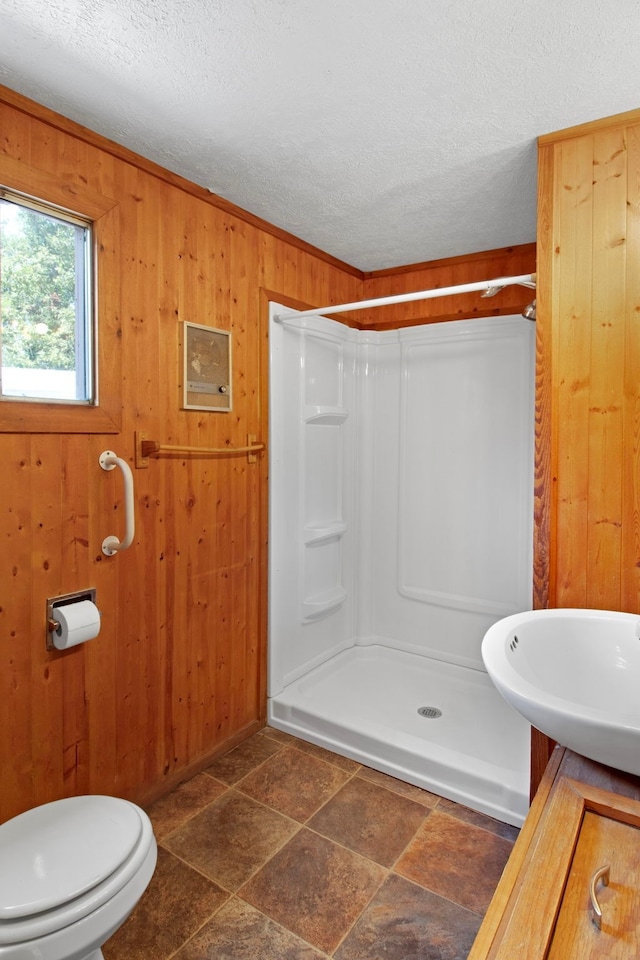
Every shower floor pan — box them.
[268,644,531,827]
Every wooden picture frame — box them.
[181,320,232,412]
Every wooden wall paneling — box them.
[533,145,554,611]
[30,435,66,804]
[229,474,251,732]
[164,444,191,772]
[359,245,537,328]
[145,509,166,786]
[189,217,230,755]
[300,247,322,312]
[130,168,167,791]
[553,137,594,608]
[588,127,628,609]
[283,244,302,305]
[126,169,164,423]
[111,168,156,797]
[84,438,118,797]
[621,125,640,612]
[160,454,179,780]
[117,515,159,793]
[202,465,224,744]
[174,456,197,764]
[151,201,175,784]
[1,437,37,819]
[538,110,640,622]
[192,458,211,759]
[213,458,235,745]
[102,461,135,795]
[0,85,544,823]
[59,435,92,797]
[223,458,249,734]
[230,218,263,727]
[533,121,638,792]
[166,190,203,775]
[151,180,181,789]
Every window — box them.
[0,190,94,404]
[0,157,121,434]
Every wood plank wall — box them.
[361,244,536,328]
[536,108,640,613]
[531,108,640,789]
[0,84,535,823]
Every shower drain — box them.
[417,706,442,719]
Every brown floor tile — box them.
[437,797,520,842]
[395,810,513,915]
[103,734,512,959]
[260,726,298,745]
[308,777,429,866]
[164,789,299,891]
[291,739,362,774]
[103,847,228,960]
[205,733,283,784]
[356,766,440,807]
[146,772,228,840]
[334,874,481,960]
[237,745,351,821]
[240,828,386,953]
[173,897,328,959]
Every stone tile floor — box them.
[103,727,518,959]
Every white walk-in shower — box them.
[268,304,534,826]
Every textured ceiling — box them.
[0,0,638,271]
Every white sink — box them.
[482,608,640,776]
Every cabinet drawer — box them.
[548,809,640,957]
[490,778,640,958]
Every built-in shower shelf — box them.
[303,521,347,546]
[304,405,348,425]
[301,587,347,623]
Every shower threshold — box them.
[268,644,530,827]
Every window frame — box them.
[0,188,95,405]
[0,156,121,434]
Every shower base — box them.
[268,644,531,827]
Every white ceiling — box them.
[0,0,638,271]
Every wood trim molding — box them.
[468,745,564,959]
[0,156,122,434]
[261,287,363,329]
[364,243,537,280]
[0,82,363,280]
[538,106,640,145]
[0,155,119,219]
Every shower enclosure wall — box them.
[268,305,535,826]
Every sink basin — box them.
[482,608,640,776]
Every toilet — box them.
[0,795,157,960]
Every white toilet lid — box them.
[0,796,143,920]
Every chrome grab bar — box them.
[99,451,135,556]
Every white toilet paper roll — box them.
[52,600,101,650]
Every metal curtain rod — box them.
[274,273,537,322]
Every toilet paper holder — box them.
[46,589,97,651]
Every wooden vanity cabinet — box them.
[469,748,640,959]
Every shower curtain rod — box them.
[274,273,536,322]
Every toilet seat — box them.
[0,796,154,946]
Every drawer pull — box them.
[589,863,610,930]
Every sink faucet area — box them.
[481,608,640,777]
